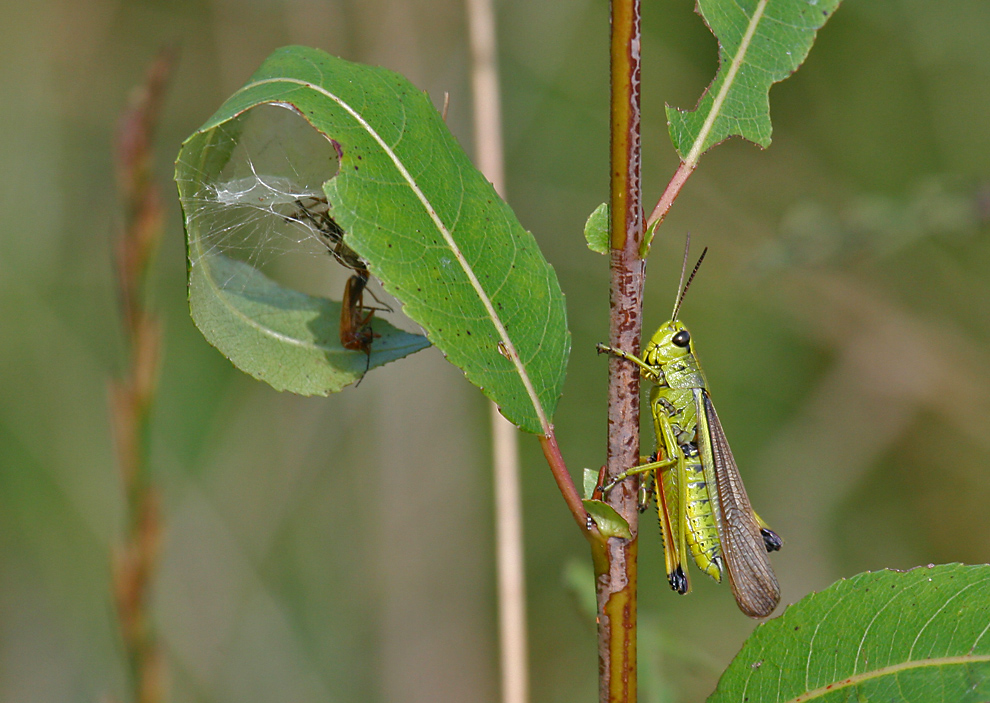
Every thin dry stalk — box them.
[465,2,530,702]
[109,46,175,703]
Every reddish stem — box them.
[600,0,644,701]
[538,433,590,534]
[646,160,696,231]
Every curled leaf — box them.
[177,47,569,429]
[583,499,632,540]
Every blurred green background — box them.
[3,0,990,701]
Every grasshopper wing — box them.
[701,392,780,618]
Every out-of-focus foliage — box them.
[2,1,990,702]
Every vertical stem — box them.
[466,2,530,703]
[600,1,644,702]
[111,47,174,703]
[491,410,528,703]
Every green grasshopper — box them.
[597,246,781,618]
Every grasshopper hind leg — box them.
[760,528,782,553]
[753,510,782,552]
[669,566,689,594]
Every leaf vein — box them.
[239,76,551,433]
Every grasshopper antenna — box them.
[671,233,692,321]
[671,239,708,321]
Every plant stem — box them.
[538,434,588,533]
[646,159,696,231]
[601,0,645,701]
[110,46,174,703]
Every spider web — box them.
[177,102,358,298]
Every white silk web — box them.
[178,102,354,297]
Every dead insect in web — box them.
[286,195,392,377]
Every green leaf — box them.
[177,46,570,432]
[583,467,601,499]
[585,202,610,254]
[709,564,990,703]
[189,253,429,392]
[639,218,660,258]
[667,0,841,163]
[583,499,632,540]
[585,202,660,258]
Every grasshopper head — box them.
[643,319,693,367]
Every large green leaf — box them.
[667,0,841,164]
[709,564,990,702]
[177,47,569,433]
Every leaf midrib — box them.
[236,76,551,434]
[684,0,769,165]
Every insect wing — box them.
[697,390,780,618]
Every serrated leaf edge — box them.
[237,76,552,434]
[683,0,769,166]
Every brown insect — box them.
[286,196,388,372]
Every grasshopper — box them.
[598,245,781,618]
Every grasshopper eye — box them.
[671,329,691,348]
